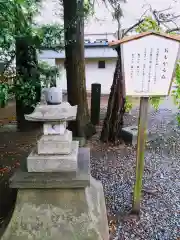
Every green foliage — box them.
[135,16,161,33]
[149,97,162,111]
[14,35,42,108]
[0,0,40,53]
[0,0,64,69]
[0,83,9,107]
[37,24,64,50]
[0,0,93,109]
[83,0,95,17]
[172,61,180,104]
[172,61,180,123]
[125,97,133,112]
[0,60,61,108]
[10,77,40,107]
[0,0,63,108]
[38,61,60,87]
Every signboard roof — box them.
[109,31,180,48]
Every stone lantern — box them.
[2,101,109,240]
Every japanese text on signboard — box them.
[130,47,169,93]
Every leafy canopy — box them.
[0,0,64,66]
[0,0,63,107]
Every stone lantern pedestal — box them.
[1,103,109,240]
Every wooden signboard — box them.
[109,32,180,214]
[110,32,180,97]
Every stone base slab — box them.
[27,141,79,172]
[10,148,90,189]
[37,130,72,155]
[119,125,158,146]
[2,177,109,240]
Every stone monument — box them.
[1,102,109,240]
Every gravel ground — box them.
[88,107,180,240]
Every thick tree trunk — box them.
[100,47,126,143]
[63,0,95,138]
[15,36,41,131]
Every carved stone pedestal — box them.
[1,148,109,240]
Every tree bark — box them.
[63,0,95,138]
[100,47,126,143]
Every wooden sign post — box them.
[133,96,149,213]
[109,32,180,214]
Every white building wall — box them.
[55,58,116,94]
[85,59,116,94]
[38,48,118,94]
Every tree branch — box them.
[166,27,180,33]
[122,19,144,37]
[102,0,180,37]
[152,10,161,25]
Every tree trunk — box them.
[15,36,41,131]
[100,46,126,143]
[63,0,95,138]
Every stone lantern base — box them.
[1,148,109,240]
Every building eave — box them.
[38,47,117,60]
[40,41,109,51]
